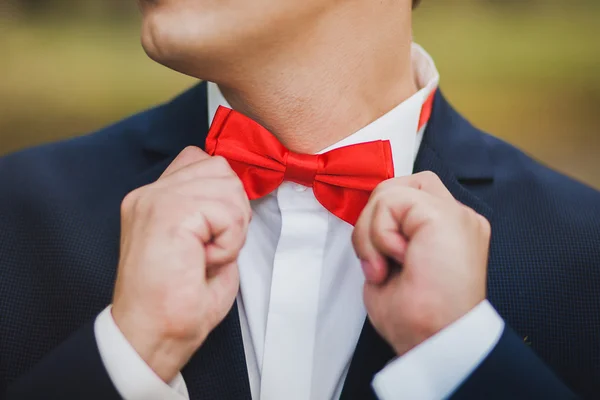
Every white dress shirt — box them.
[94,44,505,400]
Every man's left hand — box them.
[352,172,491,356]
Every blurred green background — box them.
[1,0,599,188]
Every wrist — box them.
[111,306,198,382]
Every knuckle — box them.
[122,187,159,217]
[169,212,200,239]
[460,206,491,237]
[457,203,474,219]
[477,214,491,237]
[454,208,471,228]
[423,210,439,226]
[176,146,206,165]
[224,179,250,220]
[138,190,173,221]
[420,170,440,180]
[230,205,247,227]
[211,156,233,174]
[371,180,390,198]
[425,204,445,224]
[181,145,201,157]
[378,193,395,209]
[227,176,246,195]
[226,200,252,225]
[370,188,388,207]
[419,171,442,186]
[121,190,140,214]
[181,145,209,162]
[378,178,396,191]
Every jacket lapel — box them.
[140,85,499,400]
[341,91,496,400]
[182,304,252,400]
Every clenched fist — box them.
[111,146,251,382]
[352,171,490,356]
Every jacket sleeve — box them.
[373,300,504,400]
[5,321,122,400]
[450,325,578,399]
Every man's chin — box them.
[138,0,162,11]
[140,28,213,80]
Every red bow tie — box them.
[205,91,436,226]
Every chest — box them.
[2,189,595,399]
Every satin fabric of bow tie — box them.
[205,91,435,226]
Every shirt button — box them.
[293,184,308,192]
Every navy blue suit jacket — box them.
[1,83,599,399]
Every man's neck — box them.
[215,2,417,154]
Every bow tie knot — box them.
[284,152,320,187]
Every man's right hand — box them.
[111,146,251,382]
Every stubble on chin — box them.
[137,0,161,12]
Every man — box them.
[1,0,598,398]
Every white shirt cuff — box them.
[372,300,505,400]
[94,306,190,400]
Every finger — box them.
[157,156,237,188]
[205,261,240,322]
[353,202,390,285]
[370,200,409,266]
[160,146,211,178]
[205,214,248,267]
[172,176,252,229]
[362,256,390,286]
[382,186,448,239]
[196,200,249,267]
[382,171,454,201]
[182,199,248,249]
[163,177,251,220]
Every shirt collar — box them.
[207,43,440,178]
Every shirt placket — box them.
[259,182,328,400]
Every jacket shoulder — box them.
[0,82,208,198]
[480,131,600,258]
[0,106,157,189]
[483,132,600,214]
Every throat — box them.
[215,18,417,153]
[211,0,418,154]
[219,71,418,155]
